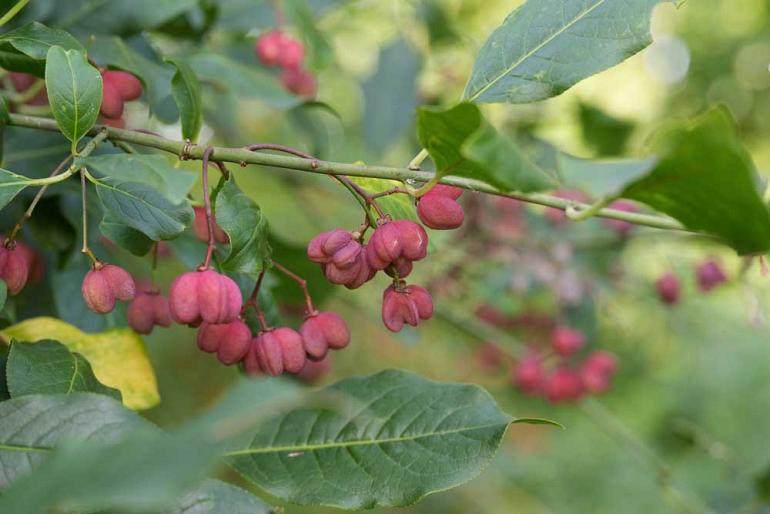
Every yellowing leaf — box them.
[0,317,159,410]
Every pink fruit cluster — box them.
[81,264,136,314]
[100,70,142,120]
[416,185,464,229]
[511,325,618,404]
[654,259,729,306]
[0,239,41,296]
[255,29,316,98]
[127,286,172,335]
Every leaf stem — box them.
[4,113,686,233]
[408,148,430,170]
[80,168,98,265]
[0,0,31,27]
[199,147,217,270]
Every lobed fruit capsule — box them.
[655,272,681,305]
[381,283,433,332]
[127,290,172,335]
[255,30,305,68]
[251,327,306,375]
[280,67,316,98]
[367,220,428,272]
[100,70,143,120]
[197,320,252,365]
[511,354,544,394]
[168,269,242,325]
[550,326,586,357]
[696,259,728,292]
[308,229,373,288]
[417,185,465,230]
[299,311,351,360]
[580,351,619,394]
[81,264,136,314]
[544,368,584,403]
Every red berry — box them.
[583,351,618,376]
[381,283,433,332]
[655,272,680,305]
[81,264,135,314]
[197,320,251,365]
[278,36,305,69]
[168,269,242,325]
[551,326,586,357]
[580,351,619,394]
[192,206,229,244]
[252,327,306,375]
[602,200,637,237]
[544,368,584,403]
[696,259,728,292]
[102,70,142,101]
[307,229,373,289]
[417,185,465,230]
[100,78,124,119]
[280,67,316,98]
[255,30,286,67]
[367,220,428,272]
[127,290,172,335]
[511,354,544,394]
[0,245,30,295]
[299,311,351,360]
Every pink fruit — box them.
[367,220,428,272]
[0,245,30,295]
[127,291,172,335]
[602,200,638,237]
[197,320,251,365]
[307,229,374,289]
[81,264,136,314]
[512,354,544,394]
[253,327,307,376]
[580,351,619,394]
[168,269,242,325]
[381,283,433,332]
[102,70,142,101]
[278,36,305,68]
[655,272,680,305]
[280,67,316,98]
[255,30,287,67]
[299,311,351,360]
[544,368,584,403]
[696,260,728,292]
[550,326,586,357]
[192,206,229,244]
[417,185,465,230]
[583,351,618,376]
[297,356,331,384]
[100,79,124,119]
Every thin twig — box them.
[271,260,316,316]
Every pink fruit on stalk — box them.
[655,272,681,305]
[299,311,351,360]
[417,185,465,230]
[512,354,544,394]
[100,70,143,120]
[127,291,172,335]
[192,206,229,244]
[550,326,586,357]
[252,327,306,375]
[0,244,30,295]
[544,368,584,403]
[297,356,331,384]
[197,320,252,365]
[307,229,374,288]
[583,351,618,376]
[280,67,317,98]
[100,79,125,119]
[602,200,638,237]
[580,351,619,394]
[381,283,433,332]
[255,30,304,68]
[696,259,728,292]
[81,264,136,314]
[168,269,242,325]
[367,220,428,271]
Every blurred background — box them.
[4,0,770,512]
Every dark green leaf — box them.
[0,168,34,210]
[464,0,667,103]
[362,39,420,154]
[215,176,271,277]
[0,393,154,489]
[578,103,634,156]
[165,57,203,143]
[0,281,6,311]
[0,97,8,165]
[44,46,102,149]
[87,154,197,204]
[99,215,155,256]
[54,0,200,36]
[557,153,657,197]
[0,22,84,60]
[7,340,121,400]
[173,479,276,514]
[91,177,194,241]
[284,0,333,71]
[417,103,555,191]
[227,369,513,509]
[621,106,770,255]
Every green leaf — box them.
[0,97,8,165]
[0,22,85,61]
[464,0,667,103]
[54,0,200,36]
[0,317,160,410]
[7,340,121,400]
[227,369,513,509]
[0,393,154,489]
[284,0,334,71]
[215,176,271,277]
[621,106,770,255]
[417,103,555,191]
[99,215,155,256]
[87,154,197,204]
[165,57,203,143]
[173,479,276,514]
[44,46,102,149]
[0,281,6,311]
[91,177,194,241]
[0,167,33,210]
[557,154,657,197]
[351,177,419,222]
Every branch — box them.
[6,113,686,232]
